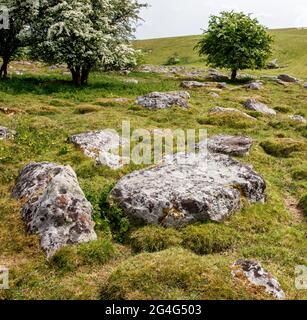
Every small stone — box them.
[200,135,253,156]
[244,99,276,115]
[267,59,279,69]
[209,107,256,120]
[70,130,129,170]
[0,126,11,140]
[209,92,220,98]
[244,82,262,90]
[303,83,307,89]
[278,74,299,83]
[12,162,97,257]
[181,81,210,89]
[232,259,285,300]
[289,115,306,123]
[136,91,190,109]
[217,82,227,89]
[124,79,139,84]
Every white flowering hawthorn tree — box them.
[0,0,38,78]
[32,0,145,86]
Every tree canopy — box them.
[196,11,273,80]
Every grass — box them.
[0,28,306,300]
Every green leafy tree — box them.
[0,0,38,78]
[31,0,145,86]
[196,11,273,80]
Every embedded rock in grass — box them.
[70,130,129,170]
[217,82,227,89]
[289,115,306,123]
[304,83,307,89]
[12,162,97,257]
[200,135,253,156]
[206,69,228,81]
[266,59,279,69]
[209,107,256,120]
[124,79,139,84]
[109,152,266,227]
[209,92,220,98]
[232,259,285,300]
[0,126,13,140]
[244,82,263,90]
[136,91,190,109]
[278,74,299,83]
[244,99,276,116]
[181,81,210,89]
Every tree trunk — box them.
[81,67,90,85]
[70,66,81,86]
[0,56,9,79]
[231,69,237,81]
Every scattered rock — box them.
[0,126,13,140]
[266,59,279,69]
[109,152,266,227]
[278,74,299,83]
[209,92,220,98]
[276,79,289,86]
[124,79,139,84]
[217,82,227,89]
[138,65,207,78]
[303,83,307,89]
[244,99,276,115]
[244,82,263,90]
[136,91,190,109]
[12,162,97,256]
[70,130,129,169]
[260,76,278,81]
[289,115,306,123]
[200,135,253,156]
[232,259,285,300]
[209,107,256,120]
[181,81,210,89]
[206,69,228,81]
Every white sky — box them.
[135,0,307,39]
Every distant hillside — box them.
[134,28,307,78]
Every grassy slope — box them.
[0,28,306,300]
[134,28,307,79]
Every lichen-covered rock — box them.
[278,74,299,83]
[244,99,276,115]
[70,130,129,169]
[109,152,266,227]
[267,59,279,69]
[289,115,306,123]
[136,91,190,109]
[12,162,97,256]
[209,107,256,120]
[181,81,210,89]
[200,135,253,156]
[244,82,263,90]
[232,259,285,300]
[0,126,11,140]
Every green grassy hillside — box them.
[134,28,307,78]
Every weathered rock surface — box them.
[109,152,266,227]
[244,99,277,115]
[181,81,210,89]
[136,91,190,109]
[209,92,220,98]
[278,74,299,83]
[289,115,306,123]
[217,82,227,89]
[266,59,279,69]
[244,82,263,90]
[232,259,285,300]
[200,135,253,156]
[209,107,256,120]
[206,69,228,81]
[303,83,307,89]
[124,79,139,84]
[70,130,129,170]
[0,126,12,140]
[12,162,97,256]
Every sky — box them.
[135,0,307,39]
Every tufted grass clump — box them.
[260,139,305,158]
[100,248,269,300]
[181,223,239,255]
[292,168,307,181]
[197,112,256,129]
[299,194,307,216]
[49,238,116,272]
[129,226,182,253]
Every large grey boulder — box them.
[12,162,97,256]
[181,81,210,89]
[278,74,299,83]
[200,135,253,156]
[232,259,285,300]
[244,99,277,116]
[70,130,129,170]
[109,152,266,227]
[209,107,256,120]
[136,91,190,109]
